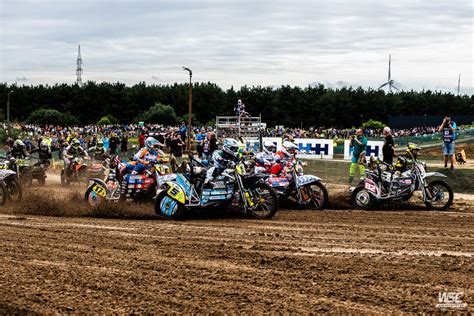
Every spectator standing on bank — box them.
[109,133,120,155]
[438,115,457,171]
[138,131,145,149]
[202,132,212,160]
[208,132,218,156]
[195,129,205,158]
[179,122,187,143]
[382,126,395,164]
[120,133,128,154]
[103,135,109,151]
[170,132,185,158]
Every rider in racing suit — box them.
[255,141,278,173]
[7,140,30,159]
[204,138,242,187]
[87,139,108,161]
[123,137,162,174]
[63,139,88,175]
[30,140,53,164]
[270,140,297,176]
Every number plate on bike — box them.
[0,163,7,170]
[364,182,377,193]
[418,164,426,175]
[92,185,106,197]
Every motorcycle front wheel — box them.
[5,177,22,203]
[0,181,7,206]
[304,182,329,210]
[247,182,278,219]
[60,170,69,187]
[424,180,453,211]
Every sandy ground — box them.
[0,174,472,313]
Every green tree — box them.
[362,119,386,130]
[26,108,79,125]
[96,115,117,125]
[138,102,178,125]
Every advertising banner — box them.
[344,140,384,160]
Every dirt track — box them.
[0,179,473,313]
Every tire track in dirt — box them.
[0,208,473,313]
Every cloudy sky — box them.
[0,0,472,94]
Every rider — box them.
[87,139,108,161]
[125,137,163,174]
[204,138,242,187]
[8,139,30,159]
[394,142,421,173]
[30,140,52,165]
[255,141,277,173]
[63,138,88,175]
[271,140,297,176]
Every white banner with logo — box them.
[294,138,334,159]
[344,140,384,160]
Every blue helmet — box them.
[145,137,161,155]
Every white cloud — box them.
[0,0,472,94]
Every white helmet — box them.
[263,141,276,155]
[223,138,241,158]
[282,140,297,156]
[40,140,49,151]
[14,139,25,149]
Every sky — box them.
[0,0,472,94]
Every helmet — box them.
[237,99,242,105]
[263,141,276,155]
[406,142,421,159]
[282,140,297,156]
[145,137,161,154]
[97,140,104,149]
[40,140,49,151]
[14,139,25,149]
[72,139,80,149]
[223,138,242,158]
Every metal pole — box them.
[7,92,11,123]
[182,67,193,152]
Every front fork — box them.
[236,175,254,210]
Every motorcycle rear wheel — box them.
[351,186,374,210]
[154,190,184,220]
[84,184,107,208]
[424,180,453,211]
[5,177,22,202]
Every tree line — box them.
[0,81,472,127]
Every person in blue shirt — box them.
[195,129,205,158]
[438,115,457,171]
[179,122,187,143]
[103,136,109,151]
